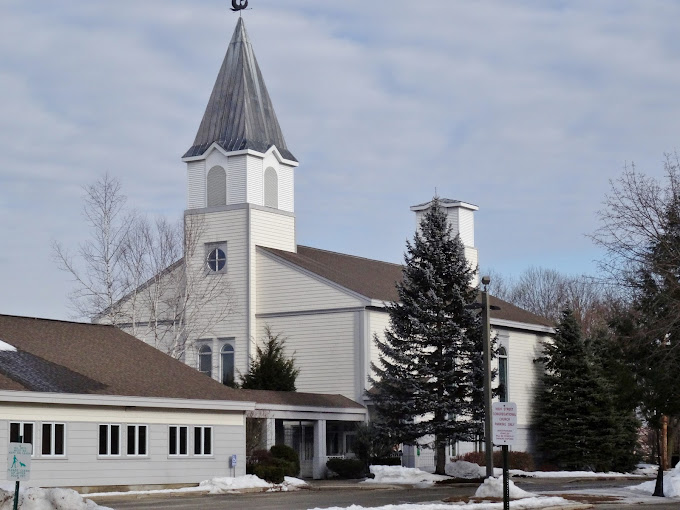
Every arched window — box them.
[498,346,508,402]
[207,166,227,207]
[221,344,235,387]
[264,167,278,209]
[198,345,212,377]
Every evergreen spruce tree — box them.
[369,197,483,475]
[240,326,300,391]
[535,310,619,471]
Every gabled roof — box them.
[183,18,296,162]
[0,314,364,408]
[261,245,553,328]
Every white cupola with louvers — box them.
[181,17,298,212]
[410,198,480,286]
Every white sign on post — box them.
[492,402,517,446]
[7,443,31,481]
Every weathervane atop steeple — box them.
[231,0,248,14]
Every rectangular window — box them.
[98,424,121,456]
[194,426,212,456]
[127,425,148,456]
[9,422,34,456]
[169,426,188,456]
[41,423,65,456]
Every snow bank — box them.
[628,462,680,497]
[508,469,642,478]
[474,476,536,499]
[86,475,308,498]
[633,463,659,477]
[308,496,574,510]
[446,461,484,479]
[200,475,271,493]
[0,487,112,510]
[361,466,449,486]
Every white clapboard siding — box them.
[500,327,546,426]
[367,309,391,386]
[227,155,248,204]
[246,154,263,205]
[256,313,357,399]
[250,209,295,252]
[0,418,245,487]
[278,163,294,213]
[187,161,206,209]
[256,251,363,314]
[185,210,250,376]
[457,208,475,247]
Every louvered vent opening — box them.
[264,167,278,209]
[207,166,227,207]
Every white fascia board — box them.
[490,318,555,334]
[253,403,367,420]
[0,390,256,412]
[182,143,299,167]
[410,200,479,212]
[257,247,372,306]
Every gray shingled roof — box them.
[262,245,554,328]
[0,314,363,409]
[183,18,296,161]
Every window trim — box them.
[220,340,235,386]
[193,426,213,456]
[126,424,148,457]
[9,421,35,457]
[198,343,213,378]
[41,422,66,458]
[205,243,228,274]
[168,425,189,457]
[98,423,122,457]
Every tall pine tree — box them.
[240,326,300,391]
[535,309,620,471]
[369,197,483,475]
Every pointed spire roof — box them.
[183,18,296,161]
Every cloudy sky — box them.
[2,0,680,321]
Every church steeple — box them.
[183,18,296,162]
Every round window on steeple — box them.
[206,248,227,272]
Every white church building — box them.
[109,17,554,473]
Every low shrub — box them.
[454,451,535,471]
[251,463,286,484]
[270,444,301,476]
[326,458,365,479]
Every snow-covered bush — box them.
[445,460,484,479]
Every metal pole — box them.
[503,445,509,510]
[13,435,22,510]
[481,278,493,478]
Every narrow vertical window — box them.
[99,424,120,456]
[207,166,227,207]
[198,344,213,377]
[194,426,212,456]
[221,344,235,386]
[264,167,278,208]
[498,346,508,402]
[41,423,65,456]
[9,422,34,455]
[169,426,188,456]
[127,425,148,456]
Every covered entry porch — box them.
[244,390,367,479]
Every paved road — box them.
[92,478,677,510]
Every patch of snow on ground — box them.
[475,477,536,499]
[507,468,643,478]
[0,487,112,510]
[284,476,308,487]
[362,465,449,486]
[307,496,574,510]
[628,462,680,497]
[633,463,659,477]
[446,461,484,479]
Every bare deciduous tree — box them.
[53,174,234,359]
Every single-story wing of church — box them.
[0,314,366,489]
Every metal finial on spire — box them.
[231,0,248,12]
